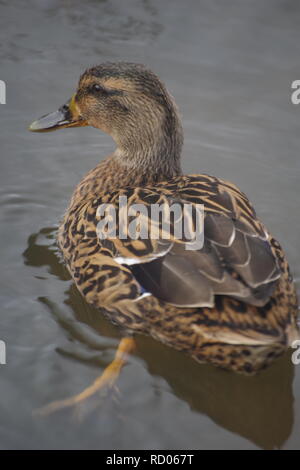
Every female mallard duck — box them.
[30,62,299,413]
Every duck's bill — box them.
[29,95,87,132]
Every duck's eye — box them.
[92,84,104,93]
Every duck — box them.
[30,62,299,414]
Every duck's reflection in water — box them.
[24,227,295,449]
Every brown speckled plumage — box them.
[32,62,299,375]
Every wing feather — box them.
[92,175,280,308]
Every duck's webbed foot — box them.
[34,337,136,416]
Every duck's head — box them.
[30,62,183,169]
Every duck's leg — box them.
[34,337,136,416]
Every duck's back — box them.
[57,171,299,373]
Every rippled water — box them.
[0,0,300,449]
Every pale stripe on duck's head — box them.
[78,62,170,104]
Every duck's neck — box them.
[70,105,184,207]
[110,102,184,188]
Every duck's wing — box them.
[85,175,281,308]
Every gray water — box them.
[0,0,300,450]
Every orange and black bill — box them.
[29,94,87,132]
